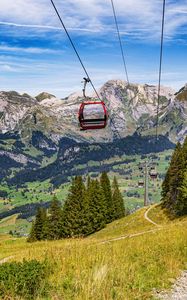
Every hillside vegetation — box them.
[0,204,186,300]
[162,136,187,216]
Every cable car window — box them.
[83,103,105,120]
[79,101,108,130]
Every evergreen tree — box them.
[175,137,187,215]
[40,207,48,240]
[47,195,62,240]
[112,176,125,220]
[161,138,187,216]
[100,172,113,222]
[87,175,91,189]
[87,179,106,233]
[61,176,86,237]
[178,169,187,215]
[29,207,47,241]
[27,220,36,242]
[161,143,182,209]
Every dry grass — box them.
[0,205,186,300]
[0,214,18,227]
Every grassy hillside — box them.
[0,204,186,300]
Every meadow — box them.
[0,205,186,300]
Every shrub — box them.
[0,259,51,299]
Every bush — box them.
[0,259,51,299]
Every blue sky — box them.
[0,0,187,97]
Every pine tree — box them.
[100,172,113,223]
[87,179,106,233]
[112,176,125,220]
[27,220,36,242]
[161,138,187,216]
[87,175,91,189]
[40,207,48,240]
[178,169,187,215]
[30,207,47,241]
[161,143,181,209]
[175,137,187,215]
[61,176,86,238]
[47,195,62,240]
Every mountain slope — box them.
[0,204,186,300]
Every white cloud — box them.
[0,0,187,41]
[0,0,187,96]
[0,44,62,54]
[0,64,16,72]
[0,21,101,33]
[0,0,52,25]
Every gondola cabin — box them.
[138,180,144,188]
[78,100,108,130]
[149,169,158,180]
[138,164,144,171]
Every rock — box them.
[35,92,56,102]
[155,271,187,300]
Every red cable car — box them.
[149,169,158,180]
[78,78,108,130]
[79,101,108,130]
[138,180,144,188]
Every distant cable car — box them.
[138,180,144,188]
[78,78,108,130]
[138,163,143,171]
[149,169,158,180]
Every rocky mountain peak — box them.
[35,92,56,102]
[0,80,186,143]
[175,83,187,102]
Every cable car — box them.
[138,163,144,171]
[78,78,108,130]
[138,180,144,188]
[149,169,158,180]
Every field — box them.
[0,204,186,300]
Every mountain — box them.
[175,83,187,101]
[0,80,187,143]
[0,80,186,185]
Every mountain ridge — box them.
[0,80,186,185]
[0,80,186,144]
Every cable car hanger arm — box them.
[82,77,90,98]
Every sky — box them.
[0,0,187,98]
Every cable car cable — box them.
[110,0,129,85]
[50,0,100,99]
[155,0,166,140]
[50,0,122,138]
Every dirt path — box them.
[144,205,160,226]
[100,205,161,244]
[0,256,14,265]
[99,227,163,244]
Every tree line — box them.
[161,136,187,216]
[28,172,125,241]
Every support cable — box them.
[50,0,99,99]
[156,0,166,139]
[50,0,122,139]
[110,0,129,84]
